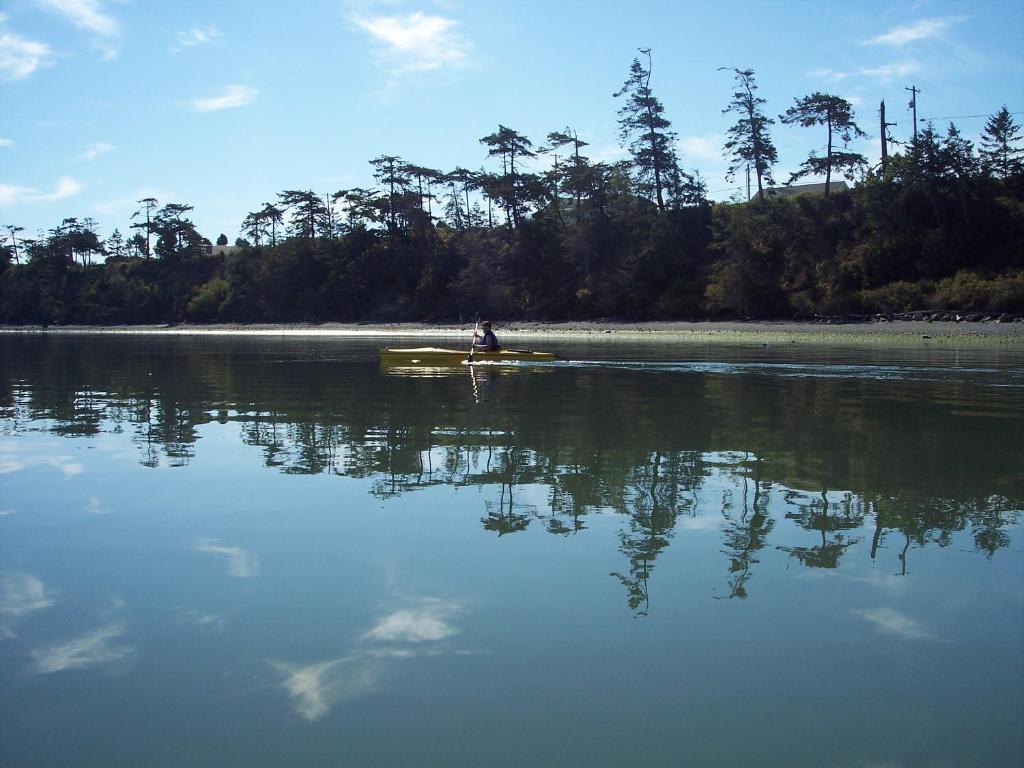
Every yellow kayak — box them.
[379,346,556,366]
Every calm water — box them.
[1,334,1022,767]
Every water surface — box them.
[1,334,1022,767]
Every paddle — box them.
[467,317,480,363]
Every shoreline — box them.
[2,319,1023,346]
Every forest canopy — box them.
[2,56,1022,325]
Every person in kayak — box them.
[473,321,501,352]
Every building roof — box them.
[770,181,850,198]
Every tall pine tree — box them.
[780,93,867,195]
[720,68,777,202]
[979,106,1023,178]
[614,48,679,212]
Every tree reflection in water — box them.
[718,456,775,599]
[2,334,1021,616]
[777,489,863,570]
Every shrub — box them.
[186,277,229,321]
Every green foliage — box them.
[187,277,230,320]
[980,106,1024,178]
[2,76,1022,326]
[614,48,679,212]
[721,68,778,201]
[857,281,931,314]
[931,270,1024,313]
[780,92,868,193]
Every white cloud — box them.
[95,42,117,61]
[31,621,132,673]
[174,24,220,50]
[44,176,83,201]
[589,144,629,165]
[0,31,55,80]
[0,137,13,147]
[79,141,113,161]
[195,537,260,577]
[191,84,258,112]
[807,68,849,82]
[353,11,470,73]
[865,17,967,47]
[93,187,169,217]
[37,0,119,38]
[852,607,935,641]
[860,61,922,81]
[678,135,724,164]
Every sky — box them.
[1,0,1022,244]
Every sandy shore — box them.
[3,319,1023,346]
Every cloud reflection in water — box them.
[0,571,57,639]
[274,597,464,721]
[274,654,387,720]
[852,607,936,641]
[0,442,85,477]
[195,537,260,578]
[31,622,133,674]
[174,607,226,632]
[362,598,461,643]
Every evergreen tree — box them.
[128,232,148,258]
[106,228,127,259]
[130,197,159,257]
[153,203,202,258]
[335,188,385,230]
[480,125,536,228]
[369,155,411,231]
[260,202,285,246]
[241,210,267,246]
[216,233,229,246]
[278,190,329,240]
[4,225,25,265]
[47,217,103,266]
[780,92,868,194]
[614,48,679,212]
[720,68,778,202]
[406,164,442,219]
[942,123,980,225]
[442,173,466,230]
[979,106,1023,178]
[447,168,480,227]
[545,127,591,221]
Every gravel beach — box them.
[4,319,1023,345]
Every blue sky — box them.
[1,0,1022,243]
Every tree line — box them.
[2,52,1022,324]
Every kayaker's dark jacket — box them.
[476,329,500,351]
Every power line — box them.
[920,111,1024,121]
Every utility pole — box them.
[879,100,897,171]
[905,85,919,144]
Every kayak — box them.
[379,346,556,366]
